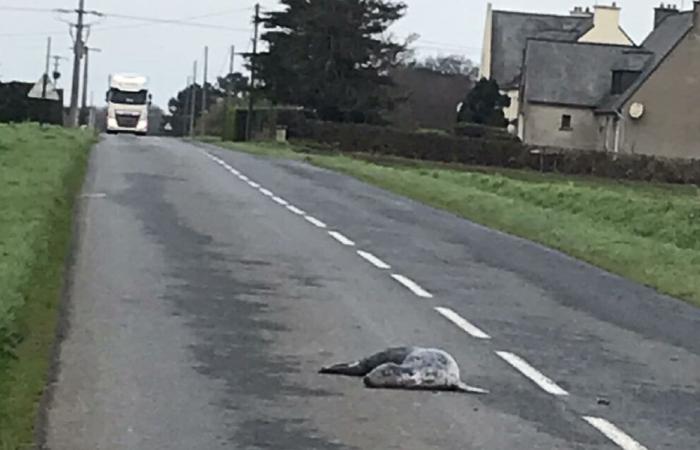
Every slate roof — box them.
[490,11,592,89]
[597,11,693,112]
[522,40,653,107]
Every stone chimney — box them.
[654,3,679,29]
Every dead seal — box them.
[319,347,488,394]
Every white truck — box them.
[105,73,151,135]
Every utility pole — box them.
[201,46,209,136]
[81,46,100,125]
[224,45,235,141]
[246,3,260,141]
[189,60,197,138]
[42,37,52,99]
[68,0,86,128]
[182,75,191,137]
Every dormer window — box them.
[611,70,641,95]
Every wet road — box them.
[44,135,700,449]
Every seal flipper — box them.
[319,361,367,377]
[320,347,415,377]
[455,381,489,395]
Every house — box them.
[520,40,652,151]
[483,2,700,159]
[596,5,700,158]
[480,3,634,128]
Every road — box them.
[44,135,700,450]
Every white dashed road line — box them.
[357,250,391,269]
[391,274,433,298]
[259,188,274,197]
[272,196,289,206]
[239,175,250,182]
[435,307,491,340]
[248,181,260,188]
[305,216,327,229]
[328,231,355,246]
[287,205,306,216]
[496,351,568,396]
[583,417,649,450]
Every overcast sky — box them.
[0,0,677,108]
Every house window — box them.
[560,114,572,130]
[611,70,641,95]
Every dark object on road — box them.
[597,397,611,406]
[319,347,488,394]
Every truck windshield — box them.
[109,88,148,105]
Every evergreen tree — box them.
[253,0,407,123]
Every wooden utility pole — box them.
[246,3,260,141]
[68,0,86,127]
[81,46,100,125]
[42,37,52,98]
[201,46,209,136]
[189,60,197,138]
[224,45,235,141]
[182,75,191,136]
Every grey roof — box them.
[522,40,653,107]
[598,12,692,112]
[490,11,592,89]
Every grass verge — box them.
[0,123,95,449]
[205,137,700,307]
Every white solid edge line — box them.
[259,188,274,197]
[435,307,491,340]
[305,215,327,228]
[287,205,305,215]
[496,351,568,396]
[583,417,649,450]
[357,250,391,269]
[391,274,433,298]
[272,196,289,206]
[328,231,355,246]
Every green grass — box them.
[0,123,95,449]
[204,137,700,307]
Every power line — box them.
[96,12,251,32]
[89,7,253,33]
[0,6,55,12]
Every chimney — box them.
[592,4,621,30]
[654,3,679,29]
[570,6,593,17]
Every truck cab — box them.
[106,73,151,135]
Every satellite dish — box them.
[629,102,645,119]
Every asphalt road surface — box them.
[44,136,700,450]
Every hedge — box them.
[280,119,700,185]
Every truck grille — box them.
[116,113,140,128]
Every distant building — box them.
[479,3,634,131]
[481,2,700,159]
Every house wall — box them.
[522,103,600,150]
[620,21,700,158]
[577,6,633,46]
[479,3,493,80]
[503,89,519,123]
